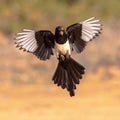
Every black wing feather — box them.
[34,30,54,60]
[15,29,54,61]
[67,23,87,53]
[66,17,102,53]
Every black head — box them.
[55,26,65,36]
[55,26,67,44]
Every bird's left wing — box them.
[66,17,102,53]
[15,29,54,60]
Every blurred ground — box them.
[0,0,120,120]
[0,66,120,120]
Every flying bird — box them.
[15,17,102,96]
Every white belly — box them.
[55,40,71,57]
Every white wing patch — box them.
[15,29,38,52]
[80,17,102,42]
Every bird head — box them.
[55,26,65,36]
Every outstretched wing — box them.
[15,29,54,60]
[66,17,102,53]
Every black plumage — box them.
[34,30,54,60]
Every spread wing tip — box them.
[81,17,102,42]
[15,29,38,52]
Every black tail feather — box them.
[53,63,61,84]
[57,65,63,86]
[52,57,85,97]
[68,64,79,84]
[67,70,75,96]
[61,68,66,89]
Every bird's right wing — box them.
[15,29,55,60]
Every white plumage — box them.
[55,40,71,58]
[15,29,38,52]
[80,17,101,42]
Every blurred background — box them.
[0,0,120,120]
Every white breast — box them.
[55,40,71,58]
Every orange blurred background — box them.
[0,0,120,120]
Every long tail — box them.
[52,57,85,97]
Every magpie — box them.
[15,17,102,96]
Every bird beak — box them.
[59,31,64,36]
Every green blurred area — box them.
[0,0,120,34]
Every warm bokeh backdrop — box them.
[0,0,120,120]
